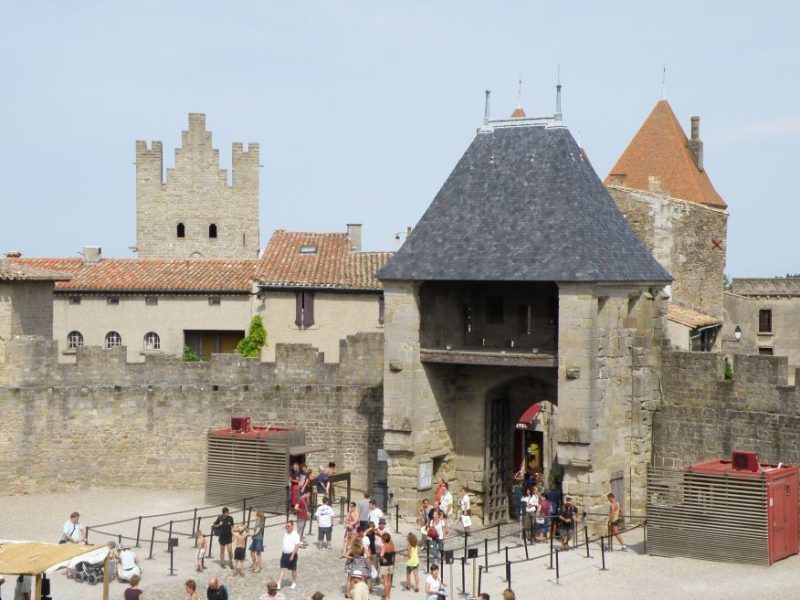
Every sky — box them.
[1,1,798,277]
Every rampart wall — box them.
[654,351,800,468]
[0,334,384,495]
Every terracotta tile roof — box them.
[256,230,393,290]
[667,303,722,329]
[0,259,72,282]
[605,100,726,209]
[10,258,256,292]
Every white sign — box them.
[418,460,433,490]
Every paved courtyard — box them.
[1,488,799,599]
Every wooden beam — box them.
[420,348,557,368]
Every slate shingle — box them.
[378,122,672,283]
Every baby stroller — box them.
[73,559,104,585]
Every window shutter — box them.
[304,292,315,327]
[378,295,385,325]
[295,293,303,327]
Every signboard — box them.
[418,460,433,490]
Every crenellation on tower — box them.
[135,114,260,259]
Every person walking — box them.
[123,574,143,600]
[343,501,360,556]
[315,496,335,549]
[211,507,234,569]
[424,565,443,600]
[523,487,539,543]
[295,490,310,547]
[404,532,420,593]
[459,488,472,535]
[195,528,206,572]
[606,493,627,551]
[206,577,227,600]
[259,580,287,600]
[557,497,577,550]
[249,511,266,572]
[276,520,301,590]
[358,491,371,530]
[378,533,396,600]
[185,579,200,600]
[430,511,446,561]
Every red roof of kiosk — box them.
[687,452,799,480]
[209,416,293,439]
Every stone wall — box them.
[0,333,384,495]
[607,186,727,319]
[136,113,260,259]
[654,351,800,469]
[0,281,55,362]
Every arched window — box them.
[177,223,185,238]
[67,331,84,349]
[209,224,218,238]
[143,331,160,351]
[105,331,122,349]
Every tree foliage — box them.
[237,315,267,358]
[183,345,200,362]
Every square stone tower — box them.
[135,113,260,259]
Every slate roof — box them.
[605,100,726,209]
[9,258,256,292]
[667,303,721,329]
[378,119,671,282]
[0,260,72,282]
[256,230,393,291]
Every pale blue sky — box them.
[1,1,798,277]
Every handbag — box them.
[370,564,378,579]
[427,526,436,539]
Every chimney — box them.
[394,233,402,250]
[406,226,412,238]
[687,115,704,171]
[82,245,103,264]
[346,224,362,252]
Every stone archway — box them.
[483,376,557,524]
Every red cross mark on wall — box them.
[712,239,724,250]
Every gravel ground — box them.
[1,489,799,600]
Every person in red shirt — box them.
[294,490,310,547]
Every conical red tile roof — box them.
[605,100,726,209]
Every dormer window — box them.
[209,224,218,238]
[300,245,317,255]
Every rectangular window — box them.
[295,292,314,328]
[145,296,158,306]
[68,296,81,305]
[208,296,221,306]
[487,297,503,324]
[758,309,772,333]
[463,304,473,333]
[378,295,385,326]
[107,296,120,305]
[758,347,774,356]
[518,304,532,334]
[417,460,433,491]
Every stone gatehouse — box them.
[378,102,671,523]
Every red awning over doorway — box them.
[516,403,542,430]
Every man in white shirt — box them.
[314,496,335,549]
[524,487,540,543]
[459,488,472,534]
[276,520,301,590]
[440,484,454,520]
[117,546,142,582]
[368,499,384,527]
[61,511,85,544]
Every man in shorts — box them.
[276,520,301,590]
[232,524,249,576]
[606,493,627,551]
[212,507,235,569]
[315,495,335,549]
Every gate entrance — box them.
[484,397,510,525]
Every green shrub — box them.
[237,315,267,358]
[183,345,200,362]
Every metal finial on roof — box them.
[554,66,563,122]
[661,63,667,100]
[484,89,492,123]
[517,78,523,108]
